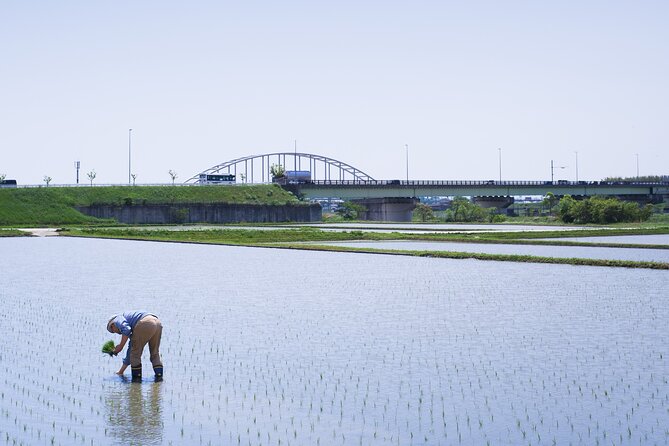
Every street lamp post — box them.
[128,129,132,185]
[635,153,639,179]
[574,151,579,182]
[498,148,502,182]
[551,160,566,183]
[405,144,409,183]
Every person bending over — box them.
[107,311,163,381]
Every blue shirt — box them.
[111,311,153,365]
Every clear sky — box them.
[1,0,667,185]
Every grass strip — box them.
[270,243,669,270]
[63,226,669,249]
[0,229,27,237]
[473,227,669,239]
[63,227,669,269]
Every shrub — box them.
[413,203,435,222]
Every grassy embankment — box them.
[0,229,25,237]
[0,185,300,226]
[64,226,669,269]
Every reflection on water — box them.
[1,237,667,445]
[535,234,669,245]
[314,240,669,262]
[106,380,163,446]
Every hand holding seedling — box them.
[114,335,129,355]
[101,340,117,356]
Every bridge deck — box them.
[294,180,669,199]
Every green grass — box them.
[66,227,380,244]
[0,229,26,237]
[64,226,669,246]
[63,226,669,269]
[0,184,300,226]
[273,244,669,270]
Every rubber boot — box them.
[153,365,163,382]
[131,365,142,382]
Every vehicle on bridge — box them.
[274,170,312,184]
[198,174,236,184]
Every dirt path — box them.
[18,228,60,237]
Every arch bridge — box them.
[186,152,375,184]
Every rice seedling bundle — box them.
[101,340,116,356]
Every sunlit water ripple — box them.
[1,237,667,445]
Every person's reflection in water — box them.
[106,378,163,445]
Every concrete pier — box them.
[352,197,418,222]
[472,196,515,209]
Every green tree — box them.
[413,203,435,222]
[556,195,653,224]
[557,194,577,223]
[335,201,366,220]
[270,164,285,179]
[445,197,487,222]
[603,175,664,182]
[542,192,558,216]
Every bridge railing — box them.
[305,180,668,187]
[8,183,239,189]
[5,180,667,189]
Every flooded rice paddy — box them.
[301,223,590,233]
[1,237,668,445]
[312,241,669,262]
[534,234,669,246]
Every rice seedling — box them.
[1,235,668,445]
[101,340,116,357]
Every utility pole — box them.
[75,161,80,184]
[575,151,579,182]
[635,153,639,179]
[498,148,502,182]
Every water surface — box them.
[535,234,669,246]
[1,237,667,445]
[314,240,669,262]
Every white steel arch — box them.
[186,152,376,184]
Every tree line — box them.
[556,195,653,224]
[334,194,656,224]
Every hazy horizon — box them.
[2,1,667,185]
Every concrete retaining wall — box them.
[76,203,322,224]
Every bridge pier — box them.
[472,196,515,209]
[352,197,418,222]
